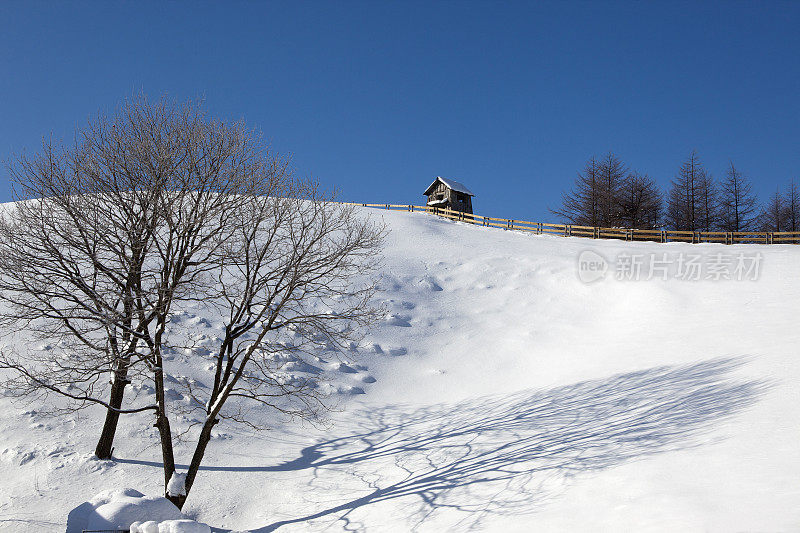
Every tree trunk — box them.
[153,365,179,506]
[183,416,219,503]
[94,363,130,459]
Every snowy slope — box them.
[1,207,799,532]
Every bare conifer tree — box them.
[696,170,718,232]
[760,189,788,232]
[784,179,799,232]
[618,172,662,229]
[596,152,626,227]
[666,151,707,231]
[552,153,628,227]
[550,157,602,226]
[718,162,758,232]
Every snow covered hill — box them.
[2,207,799,532]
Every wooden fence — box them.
[345,203,800,245]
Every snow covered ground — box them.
[1,206,799,532]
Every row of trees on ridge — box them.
[552,151,799,232]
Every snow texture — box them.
[2,205,800,532]
[167,471,187,497]
[131,518,211,533]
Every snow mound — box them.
[131,518,211,533]
[66,488,184,533]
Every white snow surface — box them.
[1,206,800,532]
[426,197,448,206]
[167,472,187,497]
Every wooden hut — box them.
[423,177,475,214]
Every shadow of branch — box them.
[252,357,768,531]
[117,358,767,531]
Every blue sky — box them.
[1,1,798,222]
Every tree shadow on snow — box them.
[118,358,767,531]
[252,357,767,531]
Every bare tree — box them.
[550,157,602,226]
[666,151,708,231]
[618,172,662,229]
[551,153,627,227]
[696,170,717,232]
[717,162,758,232]
[760,189,787,232]
[170,192,383,507]
[0,96,385,508]
[596,152,626,227]
[0,104,174,459]
[784,179,799,232]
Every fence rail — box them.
[343,203,800,245]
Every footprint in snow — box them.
[419,276,443,292]
[164,388,183,401]
[284,360,323,374]
[388,347,408,356]
[383,299,417,310]
[18,451,37,466]
[365,343,383,354]
[187,316,212,328]
[168,312,212,327]
[384,314,412,327]
[378,275,402,292]
[333,362,358,374]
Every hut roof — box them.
[423,176,475,197]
